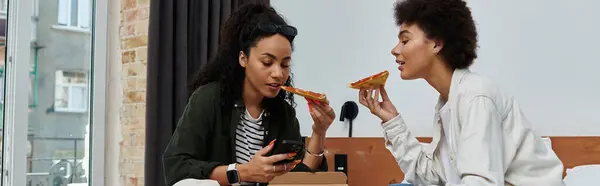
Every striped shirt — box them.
[235,109,265,164]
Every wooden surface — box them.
[305,137,600,186]
[270,172,347,184]
[548,137,600,177]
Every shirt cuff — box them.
[382,114,403,129]
[381,115,407,139]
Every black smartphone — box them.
[267,139,304,165]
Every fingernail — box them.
[288,152,297,158]
[290,164,297,169]
[269,139,276,146]
[308,103,313,112]
[294,160,301,164]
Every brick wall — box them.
[119,0,149,185]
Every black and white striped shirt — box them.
[235,109,265,164]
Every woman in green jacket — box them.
[163,3,334,186]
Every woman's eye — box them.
[401,40,409,45]
[262,61,273,66]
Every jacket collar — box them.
[435,68,470,110]
[430,68,471,159]
[230,96,278,140]
[231,98,271,118]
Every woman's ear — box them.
[433,40,444,55]
[239,51,248,67]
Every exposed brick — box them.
[119,161,145,185]
[121,64,130,77]
[120,24,135,37]
[122,117,145,131]
[124,9,139,23]
[134,19,149,35]
[121,104,135,118]
[123,36,148,49]
[125,91,146,103]
[134,47,147,62]
[137,0,150,6]
[122,0,137,11]
[136,78,147,90]
[129,104,145,118]
[137,178,145,186]
[122,62,146,77]
[121,130,145,149]
[139,7,150,20]
[118,162,136,177]
[126,78,137,90]
[120,0,149,182]
[121,104,146,119]
[128,176,139,186]
[122,50,136,64]
[123,77,146,91]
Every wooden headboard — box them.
[305,137,600,186]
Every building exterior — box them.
[0,0,149,185]
[1,0,148,185]
[0,0,93,185]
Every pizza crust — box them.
[280,86,329,103]
[348,70,390,89]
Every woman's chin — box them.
[261,90,280,98]
[400,72,417,80]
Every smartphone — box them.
[267,139,304,165]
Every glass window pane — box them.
[70,0,78,27]
[77,0,90,28]
[70,86,85,111]
[54,71,88,113]
[55,86,69,109]
[57,0,69,25]
[27,0,94,185]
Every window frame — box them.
[57,0,91,29]
[2,0,107,186]
[53,70,89,113]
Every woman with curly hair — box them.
[163,3,333,186]
[358,0,565,185]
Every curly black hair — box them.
[189,3,296,110]
[394,0,478,69]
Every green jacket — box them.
[163,82,328,186]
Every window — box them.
[0,0,7,15]
[57,0,91,29]
[3,0,107,185]
[54,70,88,113]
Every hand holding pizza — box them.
[349,70,399,123]
[306,98,335,136]
[280,86,334,135]
[358,85,399,123]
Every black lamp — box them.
[339,101,359,137]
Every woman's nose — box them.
[391,43,402,56]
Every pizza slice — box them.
[348,70,390,89]
[280,86,329,103]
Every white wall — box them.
[271,0,600,137]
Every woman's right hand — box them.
[239,140,301,183]
[358,85,400,123]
